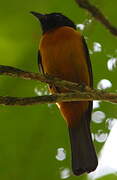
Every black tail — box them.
[68,109,98,176]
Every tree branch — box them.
[75,0,117,36]
[0,65,91,92]
[0,90,117,106]
[0,65,117,106]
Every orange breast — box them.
[39,26,90,126]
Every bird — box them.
[31,11,98,176]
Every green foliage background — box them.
[0,0,117,179]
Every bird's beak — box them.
[30,11,45,21]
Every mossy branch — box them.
[0,65,117,106]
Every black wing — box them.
[38,50,44,74]
[38,50,58,91]
[81,36,93,122]
[81,36,93,88]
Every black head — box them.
[30,12,76,33]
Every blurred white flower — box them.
[60,168,70,179]
[93,101,101,109]
[95,130,108,143]
[92,111,105,123]
[34,86,49,96]
[97,79,112,90]
[56,148,66,161]
[76,24,85,30]
[107,57,117,71]
[93,42,102,52]
[106,118,117,130]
